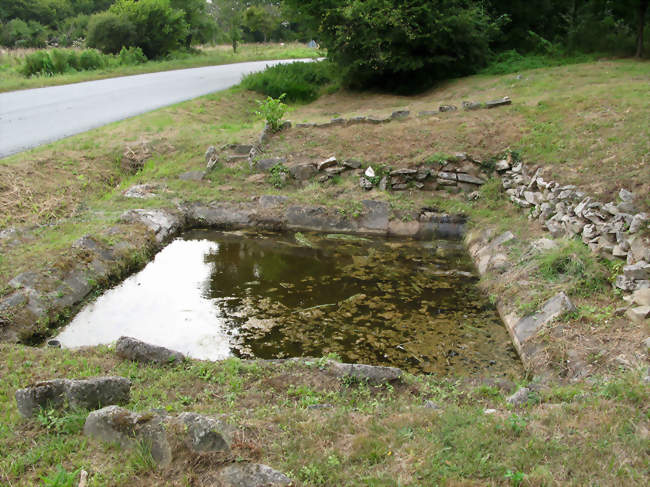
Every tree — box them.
[284,0,496,92]
[635,0,649,57]
[208,0,245,52]
[243,4,281,42]
[170,0,217,47]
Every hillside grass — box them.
[0,59,648,485]
[0,345,647,486]
[0,43,322,93]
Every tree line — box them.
[1,1,647,90]
[0,0,308,57]
[284,0,649,90]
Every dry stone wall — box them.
[497,154,649,293]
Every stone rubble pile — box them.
[498,156,649,293]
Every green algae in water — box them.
[190,229,520,376]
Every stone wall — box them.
[497,155,649,293]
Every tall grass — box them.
[242,60,340,102]
[481,49,600,75]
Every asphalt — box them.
[0,58,312,159]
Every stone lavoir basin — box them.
[56,229,521,376]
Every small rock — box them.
[288,163,317,181]
[462,101,482,110]
[205,146,217,164]
[483,409,498,415]
[439,105,458,112]
[307,403,334,410]
[485,96,512,108]
[390,110,410,119]
[457,173,485,185]
[631,288,650,307]
[506,387,531,406]
[629,213,648,234]
[317,156,337,171]
[176,412,231,453]
[619,188,635,202]
[342,159,362,169]
[424,401,442,411]
[256,157,286,172]
[206,463,292,487]
[84,406,172,467]
[365,166,375,178]
[359,176,373,190]
[178,171,205,182]
[116,336,185,365]
[642,337,650,353]
[623,261,650,280]
[625,306,650,324]
[495,159,510,172]
[123,183,159,199]
[329,362,402,384]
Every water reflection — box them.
[57,239,232,360]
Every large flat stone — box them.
[285,206,354,232]
[186,204,253,227]
[513,292,576,343]
[120,209,184,243]
[16,377,131,418]
[329,362,403,384]
[358,200,389,233]
[205,463,292,487]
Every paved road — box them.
[0,59,312,159]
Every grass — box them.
[0,345,647,486]
[0,58,649,485]
[0,43,322,93]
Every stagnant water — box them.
[57,229,521,375]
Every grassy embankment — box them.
[0,59,648,485]
[0,43,321,93]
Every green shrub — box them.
[0,19,49,48]
[242,61,338,102]
[255,94,288,132]
[119,46,147,65]
[22,51,54,76]
[79,49,105,71]
[87,11,137,55]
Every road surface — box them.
[0,59,312,159]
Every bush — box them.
[0,19,49,48]
[242,61,338,102]
[284,0,496,92]
[109,0,189,59]
[79,49,105,70]
[119,46,147,65]
[21,49,108,77]
[255,94,288,132]
[86,11,137,54]
[22,51,54,76]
